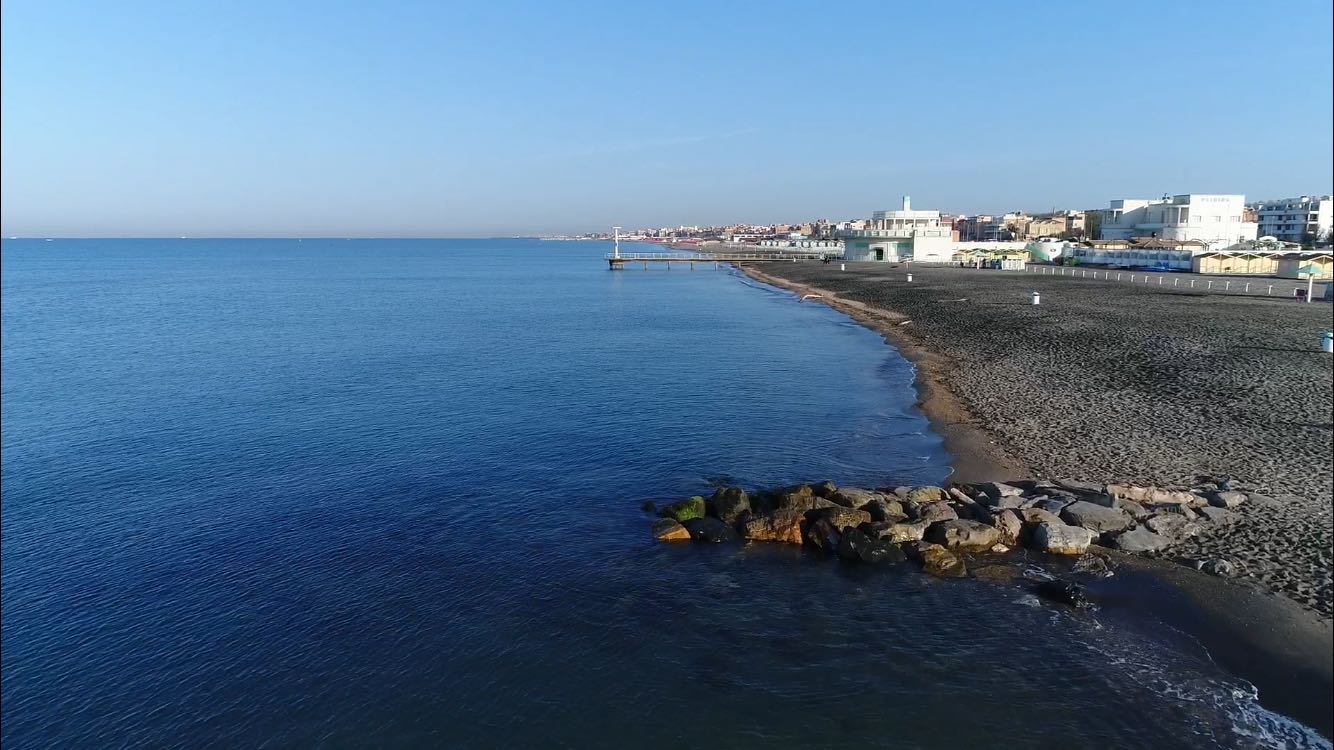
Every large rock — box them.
[811,480,839,499]
[1144,513,1199,540]
[831,487,879,508]
[1054,479,1105,496]
[659,496,706,523]
[1209,490,1247,509]
[911,502,959,525]
[806,506,873,530]
[740,510,805,545]
[903,486,947,504]
[1196,506,1238,525]
[1107,485,1202,506]
[709,487,751,524]
[1035,580,1088,607]
[976,482,1025,504]
[866,520,930,543]
[682,517,739,543]
[777,493,840,513]
[1019,507,1064,526]
[925,519,1001,550]
[1033,522,1096,555]
[907,542,966,577]
[990,509,1023,546]
[1107,526,1171,553]
[1034,497,1074,515]
[803,517,842,553]
[836,527,907,564]
[863,498,907,523]
[1059,500,1133,534]
[651,518,692,542]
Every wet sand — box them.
[742,263,1332,613]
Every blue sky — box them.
[2,0,1331,236]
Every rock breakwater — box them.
[648,478,1253,595]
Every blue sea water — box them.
[1,239,1326,749]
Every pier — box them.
[607,251,834,270]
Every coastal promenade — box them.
[741,261,1334,616]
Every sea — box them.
[1,238,1327,748]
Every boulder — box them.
[903,486,947,504]
[911,502,959,525]
[710,487,751,524]
[1035,579,1088,607]
[1059,500,1133,535]
[1107,485,1201,506]
[777,493,840,513]
[836,528,907,564]
[1143,513,1199,541]
[1107,527,1171,553]
[831,487,879,508]
[682,517,739,543]
[866,520,929,543]
[976,481,1025,502]
[1198,558,1236,577]
[802,517,842,553]
[1032,522,1096,555]
[1034,497,1074,515]
[907,542,966,577]
[925,519,1001,550]
[1112,498,1150,520]
[1054,479,1105,496]
[990,509,1023,546]
[812,480,839,499]
[740,510,805,545]
[806,506,873,530]
[1208,490,1247,509]
[972,564,1018,584]
[651,518,692,542]
[659,496,706,523]
[1196,506,1238,525]
[1019,507,1064,526]
[863,498,907,523]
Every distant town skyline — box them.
[3,0,1332,237]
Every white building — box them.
[1095,194,1257,250]
[838,196,955,262]
[1250,196,1332,244]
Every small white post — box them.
[1175,278,1179,286]
[906,273,913,282]
[1245,283,1250,292]
[1117,273,1122,280]
[1322,331,1334,353]
[1225,281,1230,291]
[840,263,846,271]
[1307,274,1314,303]
[1031,291,1040,305]
[1190,280,1195,288]
[1268,285,1273,295]
[1207,280,1213,289]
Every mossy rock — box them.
[659,496,706,522]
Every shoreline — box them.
[739,264,1025,483]
[735,262,1333,738]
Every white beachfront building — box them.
[1250,196,1333,244]
[1094,194,1257,250]
[838,197,954,262]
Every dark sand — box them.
[742,262,1333,617]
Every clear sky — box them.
[2,0,1332,237]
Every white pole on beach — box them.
[1307,274,1314,303]
[1031,291,1040,305]
[907,273,913,282]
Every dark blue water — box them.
[2,239,1324,748]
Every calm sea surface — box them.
[1,239,1324,748]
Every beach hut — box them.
[1276,253,1334,280]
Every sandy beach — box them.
[741,261,1334,618]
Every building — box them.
[1068,239,1208,270]
[1094,194,1258,250]
[1250,196,1333,245]
[839,196,955,262]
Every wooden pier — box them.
[606,252,834,270]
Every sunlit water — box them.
[1,239,1325,748]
